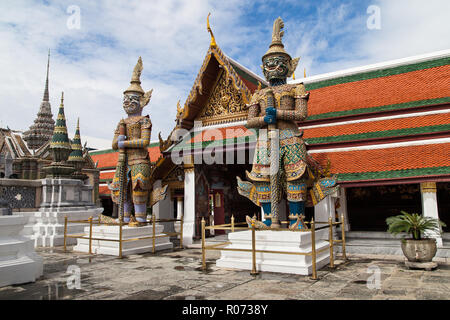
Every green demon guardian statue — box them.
[237,17,338,230]
[102,57,166,226]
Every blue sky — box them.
[0,0,449,149]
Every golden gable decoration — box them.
[198,69,248,125]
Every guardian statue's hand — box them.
[264,115,276,124]
[266,107,277,118]
[118,135,126,149]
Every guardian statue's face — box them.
[262,54,290,83]
[123,93,141,115]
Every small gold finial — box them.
[304,68,306,78]
[60,91,64,104]
[176,100,184,116]
[257,81,262,91]
[207,13,217,48]
[292,72,295,80]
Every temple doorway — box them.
[346,184,422,231]
[196,164,260,234]
[437,182,450,232]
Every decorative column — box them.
[174,196,184,237]
[314,196,335,223]
[183,158,195,246]
[336,187,350,232]
[314,189,339,237]
[152,179,174,232]
[0,186,11,216]
[4,154,12,179]
[152,179,162,219]
[420,182,442,247]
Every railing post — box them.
[341,214,347,260]
[64,216,68,252]
[152,214,156,254]
[328,217,334,268]
[88,216,93,255]
[179,214,184,249]
[201,217,206,271]
[231,215,235,233]
[250,219,259,275]
[119,220,123,259]
[311,218,317,280]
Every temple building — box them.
[0,52,100,204]
[91,34,450,247]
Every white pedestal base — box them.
[0,216,43,287]
[73,224,173,257]
[216,229,330,275]
[16,207,103,247]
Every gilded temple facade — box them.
[91,33,450,247]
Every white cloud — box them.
[283,0,450,76]
[359,0,450,62]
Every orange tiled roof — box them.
[312,143,450,175]
[99,171,115,180]
[302,113,450,140]
[91,144,162,169]
[307,65,450,117]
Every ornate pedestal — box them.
[0,216,43,287]
[216,229,330,275]
[73,224,173,257]
[16,178,103,247]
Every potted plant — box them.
[386,211,446,262]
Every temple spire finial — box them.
[23,50,55,151]
[43,49,50,102]
[207,13,217,48]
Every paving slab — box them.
[0,247,449,300]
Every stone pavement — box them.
[0,244,449,300]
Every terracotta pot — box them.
[401,238,437,262]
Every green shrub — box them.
[386,211,446,240]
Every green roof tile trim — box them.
[89,148,115,155]
[337,166,450,182]
[231,63,267,88]
[305,57,450,91]
[89,142,160,155]
[98,166,116,170]
[100,179,112,183]
[305,124,450,144]
[306,97,450,121]
[167,122,450,151]
[170,134,256,152]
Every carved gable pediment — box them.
[197,69,248,126]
